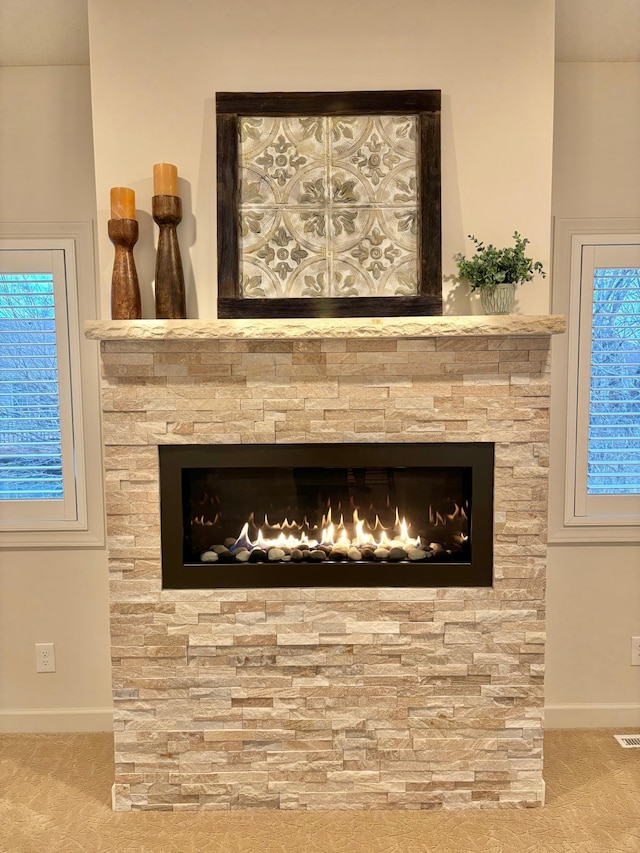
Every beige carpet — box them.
[1,729,639,852]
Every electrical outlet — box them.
[35,643,56,673]
[632,637,640,666]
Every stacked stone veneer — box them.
[97,324,554,811]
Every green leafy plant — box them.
[454,232,546,292]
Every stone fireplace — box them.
[87,314,564,811]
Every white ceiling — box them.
[0,0,639,67]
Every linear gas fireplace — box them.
[159,442,494,588]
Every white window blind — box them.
[0,270,63,501]
[573,244,640,523]
[587,264,640,496]
[0,245,83,529]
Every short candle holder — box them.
[152,194,186,319]
[108,218,142,320]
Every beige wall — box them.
[6,9,638,733]
[545,62,640,727]
[0,67,98,222]
[88,0,555,320]
[0,66,112,732]
[551,62,640,219]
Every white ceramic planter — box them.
[480,282,516,314]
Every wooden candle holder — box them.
[108,218,142,320]
[152,194,186,319]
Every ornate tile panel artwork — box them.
[239,116,418,299]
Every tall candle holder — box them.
[152,194,186,319]
[108,218,142,320]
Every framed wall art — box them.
[216,90,441,318]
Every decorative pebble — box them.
[218,551,237,563]
[206,540,445,565]
[223,537,237,548]
[309,549,327,562]
[200,550,219,562]
[268,548,286,561]
[408,548,428,561]
[249,548,267,563]
[389,546,407,562]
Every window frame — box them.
[549,218,640,544]
[0,222,104,548]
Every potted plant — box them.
[454,231,546,314]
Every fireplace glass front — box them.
[159,443,493,589]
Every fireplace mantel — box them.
[85,314,565,342]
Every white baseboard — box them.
[0,707,113,733]
[545,703,640,729]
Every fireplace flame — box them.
[233,507,421,552]
[428,504,467,526]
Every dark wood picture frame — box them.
[216,90,441,319]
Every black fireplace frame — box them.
[159,442,494,589]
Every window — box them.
[550,219,640,543]
[0,249,80,523]
[0,271,62,502]
[0,224,104,547]
[580,251,640,502]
